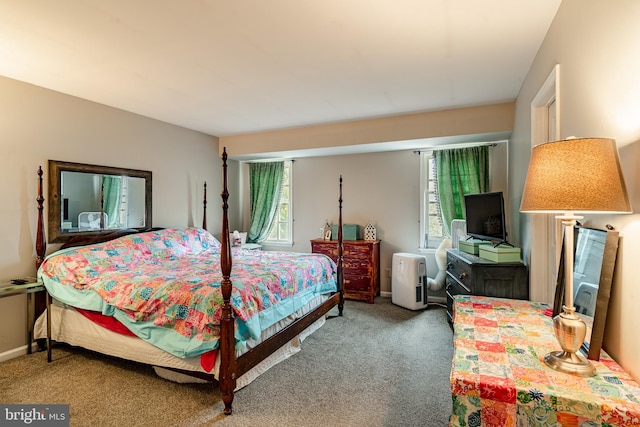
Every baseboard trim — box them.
[0,343,38,362]
[380,291,391,298]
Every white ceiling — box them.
[0,0,561,139]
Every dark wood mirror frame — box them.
[553,224,620,361]
[48,160,152,243]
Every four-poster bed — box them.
[32,148,345,415]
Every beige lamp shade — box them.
[520,138,632,213]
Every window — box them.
[263,161,293,245]
[420,152,444,248]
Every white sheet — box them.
[34,295,329,390]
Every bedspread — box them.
[38,228,337,358]
[450,295,640,427]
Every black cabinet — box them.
[445,249,529,322]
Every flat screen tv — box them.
[463,191,510,246]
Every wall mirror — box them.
[553,225,620,360]
[48,160,152,243]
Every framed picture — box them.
[323,229,332,240]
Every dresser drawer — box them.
[445,273,471,296]
[310,244,338,262]
[446,273,471,322]
[343,259,371,275]
[343,245,372,260]
[344,275,372,292]
[446,256,473,290]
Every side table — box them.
[450,295,640,425]
[0,278,45,354]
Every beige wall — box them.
[260,150,423,296]
[0,76,234,356]
[510,0,640,381]
[221,102,514,159]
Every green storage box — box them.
[458,239,492,255]
[479,245,521,263]
[331,224,360,241]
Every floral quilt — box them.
[38,228,337,359]
[449,295,640,427]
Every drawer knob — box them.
[447,262,453,270]
[458,272,467,280]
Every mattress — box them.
[34,294,329,390]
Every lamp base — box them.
[544,350,596,377]
[546,305,596,377]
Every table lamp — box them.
[520,137,631,376]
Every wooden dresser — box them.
[311,239,380,303]
[445,248,528,323]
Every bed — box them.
[32,149,345,415]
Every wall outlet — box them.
[385,267,392,278]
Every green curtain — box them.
[434,146,489,237]
[248,162,284,243]
[102,176,122,228]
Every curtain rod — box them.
[412,140,502,154]
[244,158,295,164]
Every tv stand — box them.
[444,249,528,323]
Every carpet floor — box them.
[0,297,454,426]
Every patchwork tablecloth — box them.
[450,295,640,426]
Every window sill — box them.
[419,247,438,253]
[421,237,445,252]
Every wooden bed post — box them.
[202,181,207,231]
[337,175,344,315]
[35,166,48,321]
[36,166,46,270]
[219,148,236,415]
[35,166,50,355]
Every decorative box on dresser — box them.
[310,239,380,303]
[445,248,528,323]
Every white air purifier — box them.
[392,253,428,310]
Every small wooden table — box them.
[0,278,45,354]
[450,295,640,426]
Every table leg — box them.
[46,291,52,363]
[26,293,34,355]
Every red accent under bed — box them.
[74,307,217,372]
[75,307,136,336]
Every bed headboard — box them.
[59,229,152,249]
